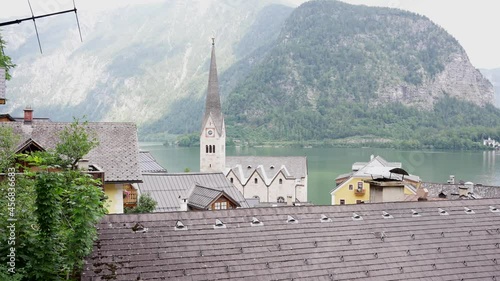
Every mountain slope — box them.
[480,68,500,108]
[223,0,498,146]
[1,0,299,139]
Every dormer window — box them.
[247,165,252,169]
[254,178,258,184]
[277,196,285,203]
[270,165,275,169]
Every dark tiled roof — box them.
[201,42,224,135]
[0,122,142,183]
[83,198,500,281]
[423,182,500,199]
[138,151,167,173]
[137,172,249,212]
[187,184,240,210]
[0,67,5,102]
[226,156,307,185]
[188,184,223,209]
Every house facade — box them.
[331,155,420,205]
[0,116,143,214]
[0,67,5,105]
[225,156,308,203]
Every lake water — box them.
[140,143,500,205]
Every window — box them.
[356,200,364,204]
[357,182,363,192]
[230,177,233,183]
[279,179,283,184]
[340,199,345,205]
[206,145,208,153]
[215,202,221,209]
[212,145,215,153]
[254,178,258,184]
[277,196,285,203]
[349,184,353,190]
[209,145,212,153]
[220,202,227,209]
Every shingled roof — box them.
[187,184,241,210]
[83,198,500,281]
[138,151,167,173]
[0,122,142,183]
[137,172,249,212]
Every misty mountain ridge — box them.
[1,0,499,147]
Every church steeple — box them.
[200,39,226,173]
[202,38,223,135]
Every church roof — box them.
[201,40,224,135]
[82,198,500,281]
[226,156,307,186]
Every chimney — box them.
[77,159,89,171]
[416,187,428,201]
[458,185,468,197]
[286,195,293,206]
[447,175,455,184]
[24,106,33,123]
[179,196,188,211]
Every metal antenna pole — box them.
[73,0,83,42]
[27,0,43,53]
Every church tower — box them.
[200,39,225,172]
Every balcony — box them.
[354,188,365,195]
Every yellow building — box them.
[331,155,421,205]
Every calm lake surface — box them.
[140,143,500,205]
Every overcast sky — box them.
[0,0,499,69]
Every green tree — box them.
[125,193,157,213]
[56,118,99,170]
[0,119,107,280]
[0,32,16,79]
[0,126,19,172]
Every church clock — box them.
[206,128,215,137]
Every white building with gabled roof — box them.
[199,40,308,204]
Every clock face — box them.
[206,129,214,137]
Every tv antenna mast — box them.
[0,0,83,54]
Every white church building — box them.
[199,39,308,204]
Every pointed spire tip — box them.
[211,37,215,46]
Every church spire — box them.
[202,38,223,134]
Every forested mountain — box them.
[480,68,500,108]
[222,0,499,148]
[2,0,499,148]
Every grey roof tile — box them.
[138,151,167,173]
[138,172,249,212]
[0,122,142,182]
[84,198,500,280]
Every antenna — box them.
[27,0,43,54]
[73,0,83,42]
[0,0,83,53]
